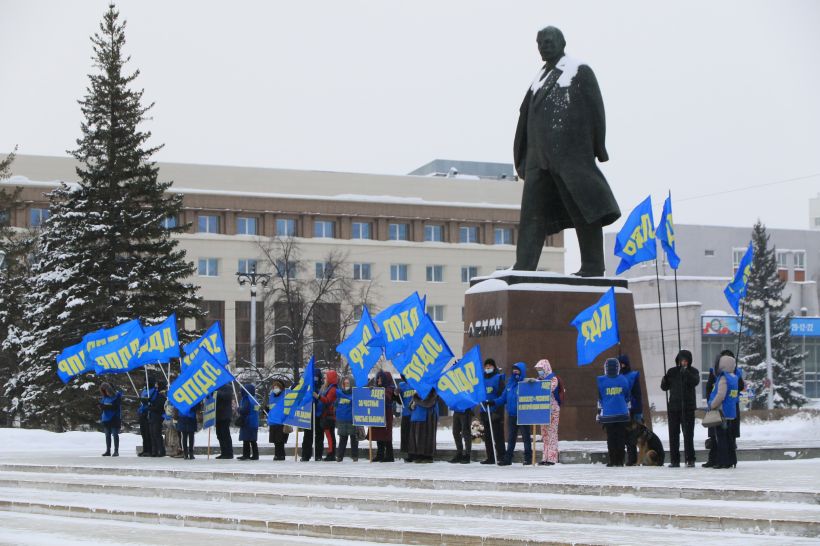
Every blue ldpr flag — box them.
[168,347,235,414]
[182,322,228,367]
[133,314,180,366]
[82,319,141,354]
[570,287,620,366]
[371,292,425,359]
[614,195,657,274]
[284,356,315,416]
[436,345,486,412]
[56,341,90,384]
[724,242,754,314]
[391,314,454,398]
[89,324,145,375]
[656,192,681,270]
[283,392,313,429]
[336,306,381,387]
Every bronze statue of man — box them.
[513,26,620,277]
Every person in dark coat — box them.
[479,358,506,465]
[267,379,289,461]
[148,380,167,457]
[237,383,260,460]
[137,380,156,457]
[397,375,416,461]
[314,369,339,461]
[99,382,122,457]
[618,354,643,466]
[493,362,532,466]
[370,370,396,462]
[300,367,324,461]
[335,376,358,462]
[597,358,633,467]
[660,349,700,467]
[512,26,620,275]
[449,405,474,464]
[408,388,439,463]
[176,402,200,460]
[214,383,235,459]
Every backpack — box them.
[553,375,566,407]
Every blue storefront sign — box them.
[791,317,820,337]
[516,381,551,426]
[352,387,386,427]
[703,315,820,337]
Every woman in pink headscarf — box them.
[534,359,562,465]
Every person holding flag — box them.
[237,383,260,461]
[137,378,156,457]
[479,358,506,465]
[334,376,359,462]
[397,375,416,462]
[98,382,122,457]
[492,362,532,466]
[267,379,289,461]
[596,358,634,467]
[148,378,167,457]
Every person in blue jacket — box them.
[397,375,416,462]
[137,379,156,457]
[597,357,633,467]
[708,355,740,469]
[267,379,289,461]
[335,376,358,462]
[492,362,532,466]
[479,358,506,465]
[99,382,122,457]
[237,383,260,461]
[177,402,201,460]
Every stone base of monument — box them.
[463,271,650,441]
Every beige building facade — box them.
[3,155,564,368]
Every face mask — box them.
[484,367,494,374]
[537,370,547,379]
[272,388,281,395]
[513,372,520,380]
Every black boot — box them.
[573,221,605,277]
[383,443,395,462]
[449,453,463,464]
[372,443,384,462]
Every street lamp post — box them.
[236,265,270,374]
[0,250,6,269]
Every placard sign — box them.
[352,387,386,427]
[516,380,551,426]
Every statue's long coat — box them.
[514,56,621,234]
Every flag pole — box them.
[735,297,747,362]
[294,427,300,462]
[654,257,670,411]
[156,360,170,384]
[207,428,211,460]
[125,372,141,399]
[531,424,537,467]
[673,268,682,351]
[482,402,498,463]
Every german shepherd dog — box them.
[626,421,665,466]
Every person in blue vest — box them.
[492,362,532,466]
[237,383,260,461]
[335,376,358,462]
[707,355,740,469]
[137,379,156,457]
[397,375,416,462]
[99,382,122,457]
[618,354,643,466]
[597,357,633,467]
[479,358,506,465]
[267,379,289,461]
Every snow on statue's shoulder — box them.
[555,56,584,88]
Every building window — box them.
[795,250,807,282]
[198,214,220,234]
[275,259,296,279]
[315,261,334,279]
[235,301,264,367]
[390,264,408,282]
[196,300,225,334]
[351,222,372,240]
[424,224,443,242]
[494,227,512,245]
[705,249,715,257]
[353,263,372,281]
[776,250,789,282]
[276,218,297,237]
[30,207,49,228]
[426,265,444,283]
[459,225,479,243]
[238,259,257,274]
[161,216,177,229]
[428,305,445,322]
[314,220,336,238]
[461,266,479,283]
[236,216,258,235]
[389,222,409,241]
[198,258,219,277]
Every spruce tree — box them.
[738,221,807,409]
[5,4,201,429]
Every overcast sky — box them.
[2,0,819,272]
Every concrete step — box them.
[1,471,819,537]
[1,485,818,545]
[2,462,817,504]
